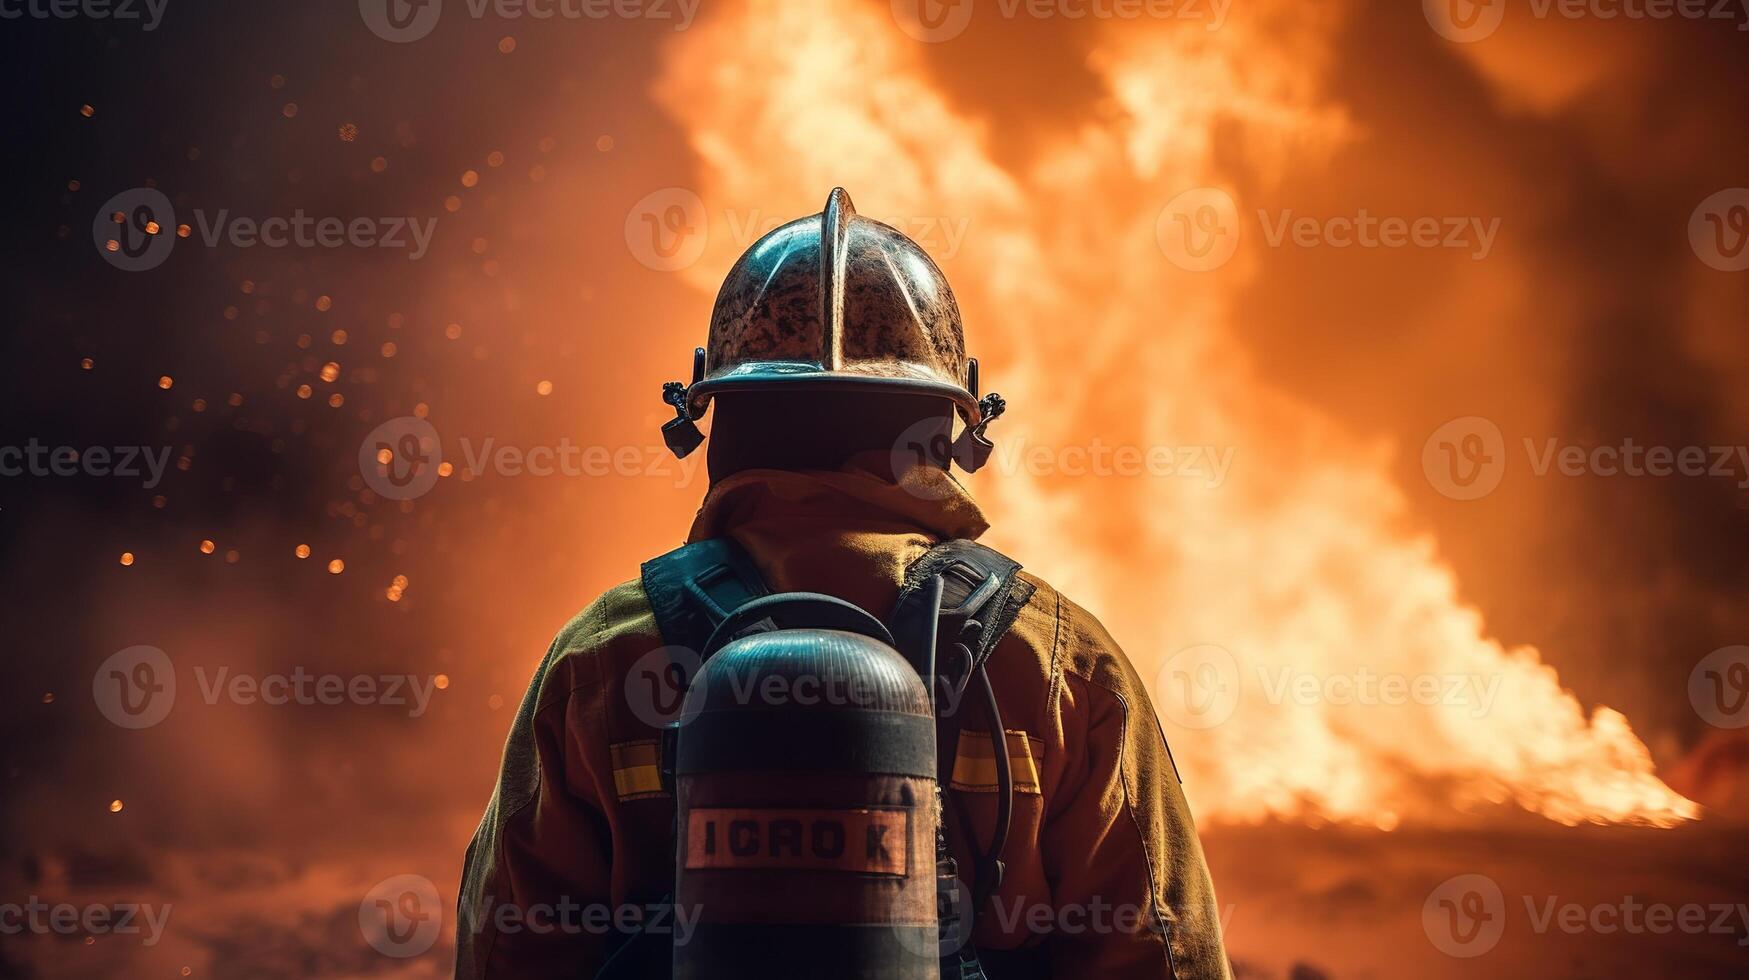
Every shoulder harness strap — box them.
[892,539,1036,704]
[639,537,771,654]
[890,539,1034,980]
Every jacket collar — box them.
[687,450,989,543]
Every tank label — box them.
[684,807,909,876]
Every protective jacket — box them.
[456,455,1233,979]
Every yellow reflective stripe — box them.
[613,765,665,799]
[951,730,1041,794]
[610,740,666,799]
[610,740,659,769]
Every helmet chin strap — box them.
[661,341,1008,472]
[662,381,1011,472]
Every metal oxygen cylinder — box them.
[669,595,940,979]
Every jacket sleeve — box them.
[455,624,616,978]
[1037,660,1233,980]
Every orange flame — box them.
[649,0,1695,828]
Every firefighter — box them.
[455,189,1233,979]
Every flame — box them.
[649,0,1694,827]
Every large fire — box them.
[648,0,1696,829]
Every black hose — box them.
[970,662,1012,920]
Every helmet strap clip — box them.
[661,381,704,459]
[952,393,1007,473]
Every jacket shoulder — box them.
[531,578,661,712]
[1014,570,1143,695]
[550,577,659,655]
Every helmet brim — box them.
[687,362,981,425]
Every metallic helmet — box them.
[660,188,1004,469]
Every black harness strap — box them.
[890,541,1035,980]
[893,540,1035,706]
[639,537,771,653]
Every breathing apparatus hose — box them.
[954,660,1013,928]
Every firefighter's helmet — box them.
[660,188,1004,469]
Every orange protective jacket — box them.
[457,456,1232,979]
